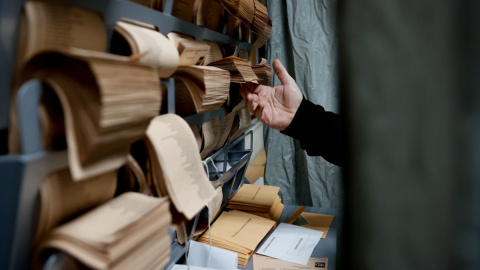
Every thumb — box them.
[273,59,292,86]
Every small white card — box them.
[187,240,238,270]
[257,223,323,265]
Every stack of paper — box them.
[197,210,275,266]
[36,192,172,269]
[251,58,272,86]
[10,0,107,155]
[251,17,272,48]
[144,114,216,220]
[227,184,284,227]
[15,49,162,180]
[195,0,224,32]
[113,19,179,78]
[168,32,211,66]
[203,40,224,65]
[34,168,117,245]
[173,65,231,115]
[219,0,272,47]
[208,56,258,83]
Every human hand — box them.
[239,59,303,130]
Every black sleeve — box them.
[281,97,343,167]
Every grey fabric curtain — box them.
[264,0,341,208]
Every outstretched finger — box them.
[272,59,293,86]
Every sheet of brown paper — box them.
[207,186,224,221]
[229,184,279,209]
[300,212,334,239]
[168,32,210,66]
[114,19,179,78]
[145,114,215,220]
[190,124,203,151]
[203,40,223,65]
[210,210,274,251]
[286,206,306,224]
[200,116,221,159]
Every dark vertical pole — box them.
[455,1,480,269]
[336,1,480,269]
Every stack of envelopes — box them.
[197,210,274,266]
[227,184,284,227]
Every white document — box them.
[257,223,323,266]
[188,240,238,270]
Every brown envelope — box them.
[300,212,334,239]
[286,206,306,224]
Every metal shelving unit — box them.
[0,0,254,269]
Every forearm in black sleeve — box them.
[281,97,343,167]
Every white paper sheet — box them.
[257,223,323,265]
[187,240,238,270]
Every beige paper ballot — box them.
[207,186,224,221]
[168,32,210,66]
[115,20,179,78]
[200,116,221,159]
[146,114,215,220]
